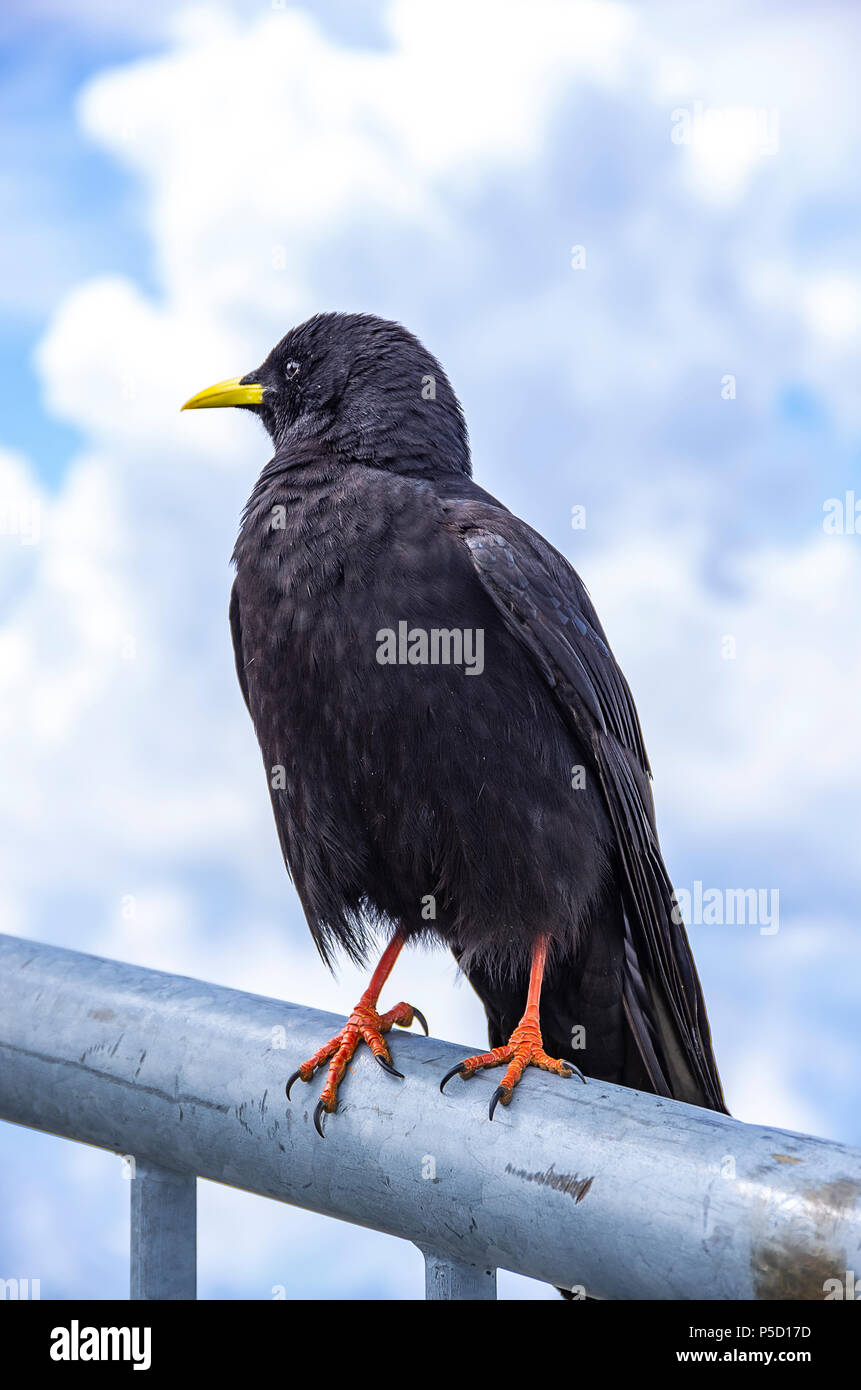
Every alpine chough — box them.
[183,312,727,1135]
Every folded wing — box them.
[453,509,727,1112]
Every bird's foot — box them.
[286,999,428,1136]
[440,1010,584,1120]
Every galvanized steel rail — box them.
[1,932,860,1300]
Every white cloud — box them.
[801,273,861,345]
[585,528,861,842]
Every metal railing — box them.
[1,932,860,1300]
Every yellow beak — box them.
[181,376,264,411]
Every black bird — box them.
[183,312,727,1135]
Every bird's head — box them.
[181,312,470,475]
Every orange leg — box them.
[441,935,585,1119]
[286,930,427,1135]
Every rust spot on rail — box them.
[752,1175,861,1300]
[505,1162,594,1203]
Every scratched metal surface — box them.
[1,932,860,1299]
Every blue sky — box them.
[1,0,860,1300]
[0,8,145,478]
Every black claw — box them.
[488,1086,508,1122]
[313,1099,328,1137]
[376,1054,404,1079]
[439,1062,467,1094]
[411,1007,429,1036]
[285,1068,304,1102]
[568,1065,587,1084]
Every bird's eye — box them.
[284,360,300,381]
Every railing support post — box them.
[420,1247,497,1300]
[130,1159,197,1300]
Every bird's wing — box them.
[451,506,727,1112]
[229,579,252,714]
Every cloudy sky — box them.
[1,0,859,1300]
